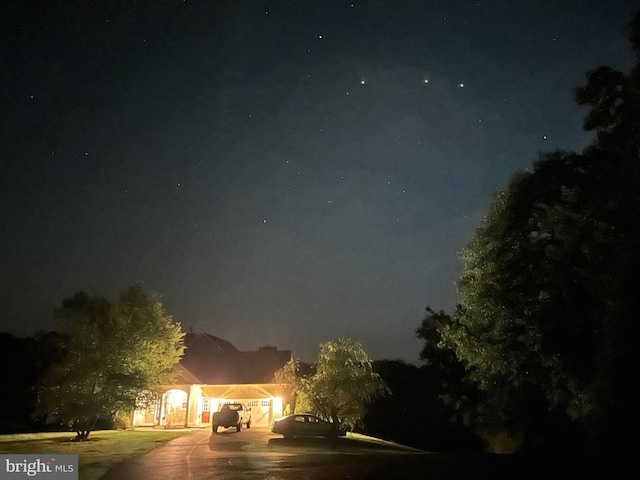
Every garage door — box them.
[245,399,272,426]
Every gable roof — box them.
[184,332,239,353]
[180,333,291,385]
[172,362,202,384]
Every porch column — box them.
[184,387,192,428]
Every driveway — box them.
[99,426,433,480]
[98,426,581,479]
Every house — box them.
[132,332,292,428]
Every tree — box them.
[415,307,481,429]
[431,11,640,453]
[362,358,482,452]
[0,331,67,433]
[447,151,606,410]
[571,11,640,451]
[275,338,388,433]
[273,357,313,414]
[438,148,638,452]
[35,285,185,440]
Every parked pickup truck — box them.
[212,402,252,433]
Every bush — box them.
[483,430,524,454]
[113,412,132,430]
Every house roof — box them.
[180,333,292,385]
[172,362,202,384]
[184,332,239,353]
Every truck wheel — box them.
[237,421,242,432]
[246,420,251,429]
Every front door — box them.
[202,397,211,423]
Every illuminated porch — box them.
[133,383,288,428]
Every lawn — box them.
[0,429,192,480]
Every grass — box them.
[258,430,427,455]
[344,432,426,451]
[0,429,192,480]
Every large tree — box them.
[275,338,388,433]
[432,12,640,453]
[35,285,185,439]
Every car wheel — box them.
[212,424,218,433]
[246,420,251,429]
[237,421,242,432]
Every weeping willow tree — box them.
[275,338,388,433]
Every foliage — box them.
[362,359,482,452]
[443,150,610,417]
[0,331,67,432]
[421,11,640,453]
[112,411,133,430]
[415,308,538,453]
[35,285,185,440]
[274,357,301,397]
[416,307,471,401]
[274,357,314,414]
[439,146,639,451]
[415,307,480,422]
[275,338,388,431]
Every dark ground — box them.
[97,427,627,480]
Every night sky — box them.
[2,0,637,363]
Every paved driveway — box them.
[99,426,434,480]
[98,426,583,480]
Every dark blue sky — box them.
[1,0,637,362]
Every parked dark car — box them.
[271,413,345,438]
